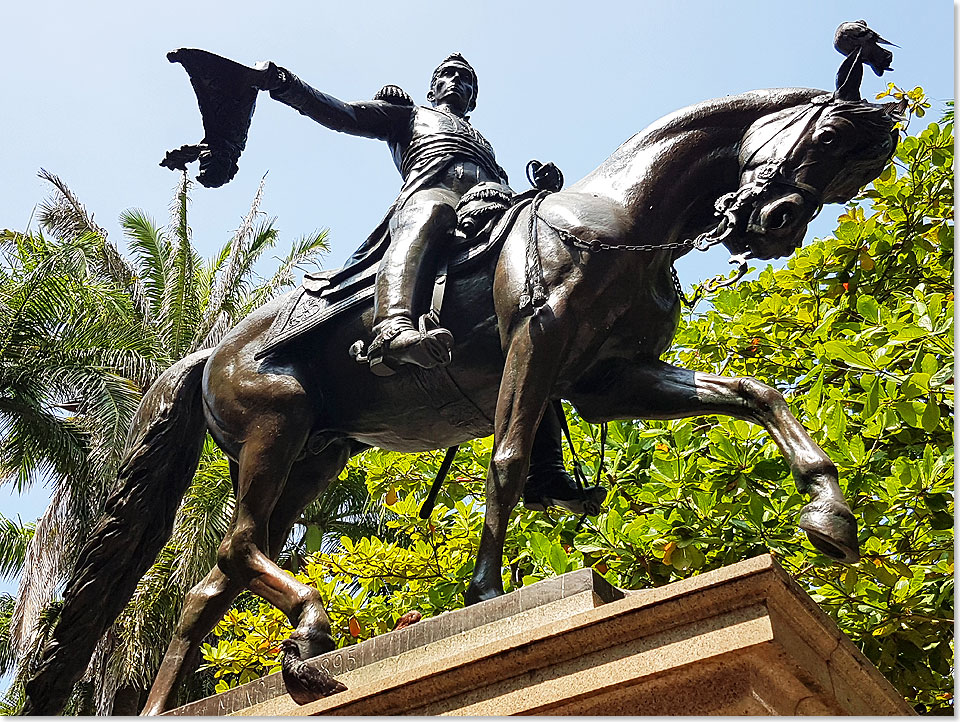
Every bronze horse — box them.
[23,87,899,715]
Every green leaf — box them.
[304,525,323,553]
[856,295,881,324]
[920,353,940,378]
[528,531,552,562]
[848,435,866,466]
[862,377,881,417]
[895,401,922,428]
[930,511,953,530]
[547,543,569,575]
[920,400,941,432]
[901,373,930,400]
[805,370,825,418]
[822,340,875,370]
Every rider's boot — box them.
[367,313,454,376]
[366,192,457,377]
[524,403,606,516]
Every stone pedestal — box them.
[165,555,913,716]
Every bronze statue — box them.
[249,53,601,516]
[277,637,347,704]
[266,53,501,374]
[21,24,902,715]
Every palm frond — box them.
[240,228,329,317]
[121,209,169,326]
[0,515,35,580]
[0,395,95,492]
[0,673,24,716]
[9,488,76,659]
[195,217,280,349]
[0,592,17,676]
[35,169,108,242]
[35,170,150,322]
[192,241,233,325]
[83,629,120,715]
[202,176,267,329]
[159,175,202,358]
[168,172,192,250]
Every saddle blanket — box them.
[255,200,528,359]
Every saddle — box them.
[255,183,533,359]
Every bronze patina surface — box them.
[22,23,902,715]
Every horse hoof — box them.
[798,499,859,564]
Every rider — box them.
[260,54,604,514]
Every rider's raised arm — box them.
[264,65,409,142]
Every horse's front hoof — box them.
[798,499,859,564]
[464,582,503,607]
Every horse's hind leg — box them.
[142,441,353,715]
[571,358,858,563]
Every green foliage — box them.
[0,516,34,580]
[0,592,15,676]
[202,91,952,713]
[0,227,154,496]
[1,171,330,712]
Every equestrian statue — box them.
[22,21,903,715]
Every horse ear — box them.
[886,97,909,115]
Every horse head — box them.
[722,96,902,261]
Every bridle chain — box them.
[537,216,727,255]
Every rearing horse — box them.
[23,87,899,715]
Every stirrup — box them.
[353,314,453,377]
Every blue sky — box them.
[0,0,953,608]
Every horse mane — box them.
[628,88,826,148]
[575,88,826,196]
[827,100,901,144]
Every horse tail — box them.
[22,348,213,716]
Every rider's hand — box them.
[253,61,287,92]
[528,160,564,192]
[374,84,414,106]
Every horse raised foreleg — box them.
[571,358,858,563]
[141,441,353,714]
[466,311,568,604]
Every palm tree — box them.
[0,220,156,708]
[282,466,401,572]
[2,170,329,713]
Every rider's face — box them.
[431,63,475,114]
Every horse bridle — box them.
[733,102,828,235]
[534,99,834,307]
